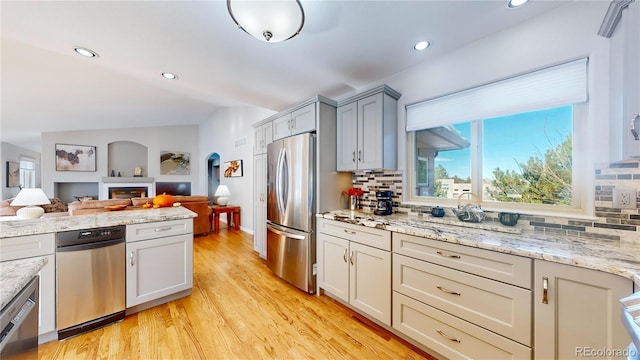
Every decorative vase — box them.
[349,195,357,210]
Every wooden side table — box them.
[209,205,241,234]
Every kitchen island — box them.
[0,257,47,310]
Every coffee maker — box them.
[374,190,393,215]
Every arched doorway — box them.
[207,153,221,204]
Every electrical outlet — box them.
[613,187,637,209]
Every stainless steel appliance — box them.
[266,132,316,294]
[374,190,393,215]
[56,226,126,340]
[0,276,39,360]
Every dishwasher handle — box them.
[56,238,124,252]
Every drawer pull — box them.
[436,251,461,259]
[130,251,135,266]
[542,277,549,304]
[343,229,357,235]
[437,286,461,296]
[343,248,347,263]
[154,226,172,232]
[436,329,461,343]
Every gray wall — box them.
[1,142,42,199]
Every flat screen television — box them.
[155,182,191,196]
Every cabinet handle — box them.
[343,248,347,263]
[358,150,362,161]
[436,251,461,259]
[154,226,171,232]
[292,118,296,129]
[349,251,354,265]
[352,151,356,163]
[436,329,461,343]
[343,229,356,235]
[437,286,461,296]
[542,277,549,304]
[130,251,135,266]
[631,113,639,140]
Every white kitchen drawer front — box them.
[317,218,390,251]
[393,232,531,289]
[393,253,531,346]
[0,233,55,261]
[126,219,193,242]
[393,292,531,360]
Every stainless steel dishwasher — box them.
[56,226,126,340]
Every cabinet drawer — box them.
[393,253,531,346]
[0,233,55,261]
[317,218,390,251]
[393,292,531,360]
[126,219,192,242]
[393,232,531,288]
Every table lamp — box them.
[215,185,231,206]
[10,188,51,219]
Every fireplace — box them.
[109,186,147,199]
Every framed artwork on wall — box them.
[160,151,190,175]
[6,161,19,187]
[223,160,243,177]
[55,144,96,172]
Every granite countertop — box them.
[0,206,197,238]
[318,210,640,287]
[0,257,47,311]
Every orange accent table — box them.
[210,205,241,234]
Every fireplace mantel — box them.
[101,176,154,183]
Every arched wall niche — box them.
[108,141,148,177]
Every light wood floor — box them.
[39,229,437,360]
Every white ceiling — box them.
[1,0,574,152]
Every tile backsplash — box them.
[350,160,640,243]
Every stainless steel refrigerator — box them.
[266,132,316,294]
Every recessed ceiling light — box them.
[507,0,529,8]
[161,72,178,80]
[413,41,431,51]
[74,47,98,58]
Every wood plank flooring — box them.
[39,229,437,360]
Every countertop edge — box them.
[0,257,47,311]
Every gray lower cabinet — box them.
[125,219,193,308]
[317,218,391,326]
[533,260,633,359]
[0,233,56,343]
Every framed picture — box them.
[160,151,190,175]
[55,144,96,172]
[223,160,243,177]
[6,161,20,187]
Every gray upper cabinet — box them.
[273,103,316,141]
[336,85,400,171]
[253,121,272,155]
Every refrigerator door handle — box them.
[275,147,288,216]
[267,223,306,240]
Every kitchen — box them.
[1,0,640,359]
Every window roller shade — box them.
[406,58,588,131]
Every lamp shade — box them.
[215,185,231,206]
[10,188,50,219]
[227,0,305,42]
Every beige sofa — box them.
[0,197,68,217]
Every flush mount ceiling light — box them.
[507,0,529,8]
[161,72,178,80]
[74,47,98,58]
[413,41,431,51]
[227,0,305,42]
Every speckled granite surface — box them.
[0,206,197,239]
[318,210,640,287]
[0,257,47,311]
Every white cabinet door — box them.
[623,1,640,158]
[357,93,384,170]
[126,233,193,307]
[336,102,358,171]
[290,103,316,136]
[253,153,267,258]
[272,113,292,141]
[534,260,632,360]
[318,233,349,302]
[349,241,391,325]
[254,126,264,155]
[38,254,56,339]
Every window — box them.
[19,158,36,189]
[406,59,587,214]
